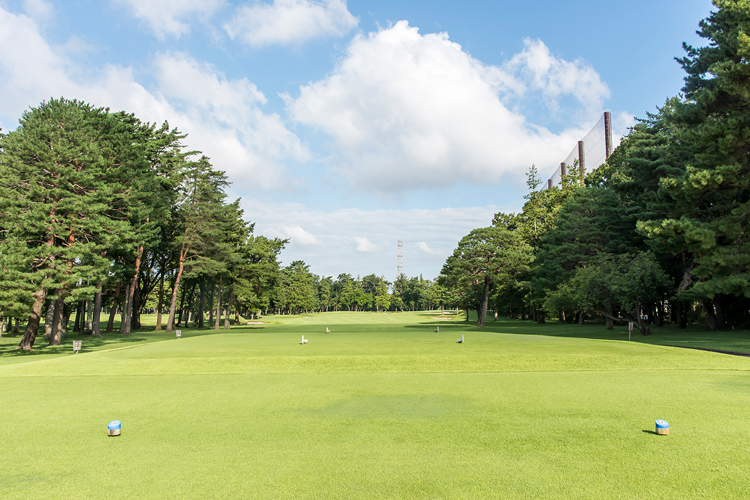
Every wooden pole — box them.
[578,140,585,178]
[604,111,612,159]
[560,162,566,177]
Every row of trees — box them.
[0,99,287,349]
[271,267,445,315]
[0,98,448,350]
[441,0,750,333]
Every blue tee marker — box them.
[655,419,669,435]
[108,420,121,436]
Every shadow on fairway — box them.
[0,327,232,359]
[641,430,665,436]
[0,332,149,358]
[467,317,750,355]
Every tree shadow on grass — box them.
[0,332,149,358]
[466,317,750,355]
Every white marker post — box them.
[73,340,81,354]
[628,322,633,341]
[176,330,181,339]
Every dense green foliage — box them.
[0,99,288,348]
[0,100,443,347]
[443,1,750,330]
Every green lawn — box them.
[1,312,749,498]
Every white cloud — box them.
[225,0,358,46]
[416,241,441,256]
[150,52,310,190]
[111,0,224,39]
[0,8,308,190]
[353,236,378,253]
[612,111,636,145]
[267,225,322,245]
[242,199,508,279]
[23,0,53,22]
[286,21,596,195]
[505,38,611,118]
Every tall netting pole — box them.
[578,140,585,185]
[604,111,612,159]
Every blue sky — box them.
[0,0,715,281]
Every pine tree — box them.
[638,0,750,327]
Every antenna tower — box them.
[397,240,403,277]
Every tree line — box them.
[271,268,444,315]
[441,1,750,333]
[0,100,446,350]
[0,99,293,349]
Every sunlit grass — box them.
[1,311,749,498]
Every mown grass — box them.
[1,311,749,499]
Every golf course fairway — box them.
[1,312,749,499]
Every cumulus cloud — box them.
[0,7,308,190]
[111,0,224,39]
[416,241,441,256]
[612,111,636,145]
[353,236,378,253]
[150,52,310,190]
[225,0,358,47]
[286,21,598,195]
[505,38,610,118]
[267,225,322,245]
[23,0,53,22]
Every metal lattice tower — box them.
[397,240,403,277]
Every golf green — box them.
[1,312,749,499]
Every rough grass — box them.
[1,312,749,499]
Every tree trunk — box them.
[120,282,131,334]
[92,284,103,336]
[197,278,205,328]
[50,295,66,345]
[106,281,121,333]
[208,281,215,327]
[18,288,47,350]
[86,297,94,332]
[655,301,664,327]
[224,292,234,329]
[74,300,83,333]
[477,276,490,327]
[122,244,144,335]
[637,315,652,335]
[677,301,688,329]
[214,277,223,330]
[44,296,56,341]
[131,281,141,331]
[62,301,72,338]
[154,271,166,331]
[703,299,718,331]
[715,295,726,330]
[166,260,185,333]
